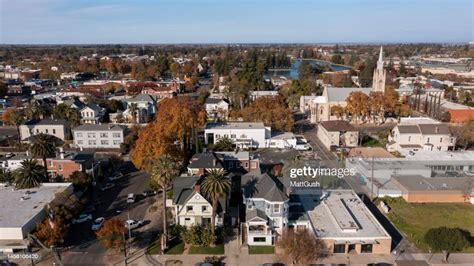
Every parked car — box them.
[72,213,93,224]
[91,217,105,231]
[127,193,136,203]
[101,183,115,191]
[108,172,124,181]
[124,220,143,230]
[142,190,157,197]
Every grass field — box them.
[248,246,275,254]
[188,244,225,254]
[378,197,474,252]
[146,237,185,255]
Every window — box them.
[247,204,253,210]
[333,244,346,253]
[408,136,411,142]
[216,134,221,139]
[186,206,193,212]
[113,133,121,138]
[100,133,108,138]
[184,218,191,221]
[427,137,430,143]
[113,140,121,145]
[36,129,39,133]
[49,160,53,167]
[101,140,109,145]
[231,134,236,138]
[361,244,373,253]
[88,133,96,138]
[58,164,63,171]
[88,140,96,145]
[240,134,247,138]
[228,162,233,169]
[245,162,249,168]
[202,206,208,212]
[76,133,83,138]
[45,129,49,133]
[53,129,56,134]
[253,237,266,243]
[440,137,442,143]
[266,204,271,212]
[273,204,280,213]
[224,134,228,138]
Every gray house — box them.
[241,170,289,246]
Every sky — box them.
[0,0,472,44]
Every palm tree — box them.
[30,133,57,181]
[15,159,46,189]
[149,155,178,252]
[8,109,25,145]
[201,168,231,233]
[0,168,14,184]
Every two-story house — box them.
[19,119,69,141]
[317,121,359,150]
[241,170,289,246]
[205,122,271,149]
[72,124,126,149]
[168,176,226,227]
[187,151,260,175]
[387,122,455,156]
[124,94,157,123]
[79,103,106,124]
[205,98,229,120]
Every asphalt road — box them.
[59,161,154,265]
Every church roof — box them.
[326,87,372,102]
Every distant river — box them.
[265,59,353,80]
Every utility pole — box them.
[122,232,128,266]
[370,156,375,200]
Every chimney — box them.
[194,184,201,193]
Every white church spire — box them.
[377,46,384,70]
[373,46,386,93]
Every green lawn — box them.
[378,197,474,252]
[146,237,185,255]
[361,136,384,147]
[248,246,275,254]
[188,244,225,254]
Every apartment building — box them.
[19,119,69,141]
[205,122,270,149]
[72,124,126,149]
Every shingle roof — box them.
[188,152,225,169]
[242,171,288,202]
[205,98,228,104]
[320,121,357,132]
[246,208,267,222]
[397,123,451,135]
[397,125,421,134]
[126,93,156,102]
[205,122,266,130]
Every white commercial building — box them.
[0,183,72,252]
[205,122,270,149]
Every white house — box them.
[168,176,225,227]
[72,124,126,149]
[205,98,229,120]
[387,120,455,156]
[249,91,279,101]
[80,104,106,124]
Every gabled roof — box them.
[397,123,451,135]
[205,98,228,105]
[81,103,103,112]
[246,208,267,222]
[126,93,157,103]
[73,124,126,132]
[188,152,225,169]
[242,171,288,202]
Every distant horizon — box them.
[1,0,472,44]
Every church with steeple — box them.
[372,46,386,93]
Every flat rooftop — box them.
[0,183,71,228]
[205,122,266,130]
[392,175,473,191]
[300,190,390,239]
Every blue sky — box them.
[0,0,472,44]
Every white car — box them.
[108,173,124,181]
[101,183,115,191]
[91,217,105,231]
[72,213,93,224]
[127,193,136,203]
[124,220,143,230]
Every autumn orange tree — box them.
[96,218,127,251]
[369,91,385,123]
[345,91,370,123]
[131,97,206,169]
[232,96,294,132]
[34,219,69,247]
[330,105,345,120]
